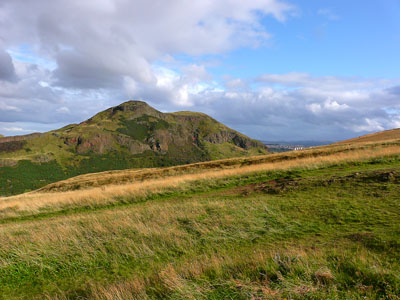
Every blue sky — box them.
[205,0,400,79]
[0,0,399,141]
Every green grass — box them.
[204,142,259,160]
[117,115,169,141]
[0,157,399,299]
[0,160,67,196]
[0,150,207,196]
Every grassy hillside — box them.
[336,128,400,145]
[33,139,400,193]
[0,101,267,196]
[0,137,399,299]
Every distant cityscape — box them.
[262,141,334,152]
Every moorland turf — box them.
[0,154,399,299]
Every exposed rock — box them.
[204,131,235,144]
[204,131,263,149]
[76,134,115,154]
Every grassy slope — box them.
[336,128,400,145]
[31,139,400,193]
[0,145,267,196]
[0,142,399,299]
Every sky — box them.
[0,0,399,141]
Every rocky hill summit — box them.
[0,100,268,195]
[58,100,266,158]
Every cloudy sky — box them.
[0,0,399,141]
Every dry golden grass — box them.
[335,128,400,145]
[29,139,400,194]
[0,142,399,219]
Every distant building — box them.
[264,143,306,152]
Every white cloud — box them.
[56,106,70,113]
[0,102,21,112]
[0,127,29,132]
[0,0,294,90]
[0,0,298,133]
[307,103,322,114]
[351,119,385,133]
[324,99,349,111]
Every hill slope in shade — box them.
[335,128,400,145]
[0,100,267,195]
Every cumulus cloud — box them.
[0,0,293,89]
[0,0,399,141]
[151,73,400,141]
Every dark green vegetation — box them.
[0,155,399,299]
[0,152,189,196]
[0,101,267,196]
[117,115,170,141]
[0,160,66,196]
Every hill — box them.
[0,134,399,299]
[335,128,400,145]
[0,101,267,196]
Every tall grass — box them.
[0,162,399,299]
[0,144,398,219]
